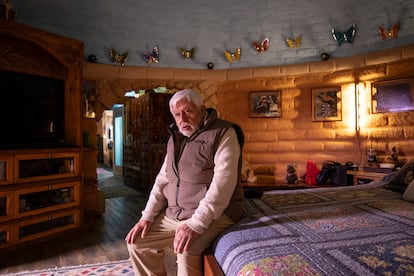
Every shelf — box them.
[16,209,80,244]
[13,181,80,218]
[0,150,83,249]
[346,170,388,185]
[0,191,13,222]
[0,156,13,185]
[14,152,79,184]
[0,224,12,249]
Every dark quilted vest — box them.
[164,108,244,222]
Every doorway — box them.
[112,104,124,177]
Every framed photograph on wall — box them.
[372,78,414,113]
[249,91,282,118]
[311,87,342,121]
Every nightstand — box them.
[346,170,388,185]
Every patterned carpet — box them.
[8,259,134,276]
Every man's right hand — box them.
[125,220,152,243]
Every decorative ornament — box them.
[87,54,97,63]
[142,47,159,64]
[378,22,399,40]
[224,48,241,63]
[0,0,16,21]
[332,24,356,46]
[207,62,214,69]
[110,48,128,65]
[286,35,301,48]
[180,48,195,59]
[320,52,330,61]
[252,37,270,53]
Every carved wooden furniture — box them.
[0,21,94,249]
[123,92,173,193]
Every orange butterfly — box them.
[378,22,399,40]
[253,37,270,53]
[224,48,241,63]
[286,35,301,48]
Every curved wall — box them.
[10,0,414,69]
[83,43,414,180]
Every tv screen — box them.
[0,70,65,149]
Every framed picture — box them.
[311,87,342,121]
[372,78,414,113]
[249,91,281,118]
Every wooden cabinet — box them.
[0,156,13,186]
[0,190,12,223]
[13,181,80,219]
[0,224,13,249]
[0,22,86,249]
[123,92,173,193]
[14,152,79,184]
[15,208,80,245]
[346,170,388,185]
[0,149,82,249]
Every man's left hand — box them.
[173,224,200,254]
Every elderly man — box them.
[125,88,244,275]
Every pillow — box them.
[383,158,414,193]
[254,165,275,175]
[403,179,414,202]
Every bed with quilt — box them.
[204,159,414,276]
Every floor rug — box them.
[8,259,134,276]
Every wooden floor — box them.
[0,194,147,274]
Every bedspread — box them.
[212,182,414,276]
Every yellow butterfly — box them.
[110,48,128,65]
[180,48,195,59]
[286,36,301,48]
[224,48,241,63]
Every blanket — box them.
[212,182,414,275]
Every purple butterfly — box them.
[143,47,159,64]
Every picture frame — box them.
[372,78,414,113]
[311,87,342,121]
[249,91,281,118]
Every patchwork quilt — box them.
[212,182,414,276]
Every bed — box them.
[204,160,414,276]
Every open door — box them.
[112,104,124,176]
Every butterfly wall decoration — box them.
[332,24,356,46]
[110,48,128,65]
[286,35,301,48]
[252,37,270,53]
[142,47,159,65]
[378,22,399,40]
[180,48,195,59]
[224,48,241,63]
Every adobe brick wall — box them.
[84,43,414,181]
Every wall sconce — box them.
[355,82,360,132]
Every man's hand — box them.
[125,220,152,244]
[173,224,200,254]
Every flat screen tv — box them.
[0,69,65,149]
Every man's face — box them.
[170,99,205,137]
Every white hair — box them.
[169,89,204,110]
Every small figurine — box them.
[241,160,257,183]
[0,0,16,21]
[286,164,298,184]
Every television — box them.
[0,69,66,149]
